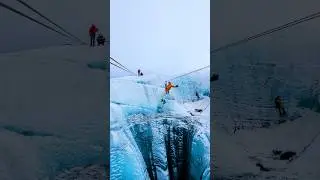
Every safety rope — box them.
[110,61,130,73]
[211,10,320,54]
[201,101,210,112]
[109,58,136,75]
[180,10,320,114]
[110,57,136,75]
[169,65,210,82]
[110,10,320,84]
[109,10,320,115]
[14,0,86,45]
[0,2,73,40]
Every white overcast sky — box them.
[110,0,210,77]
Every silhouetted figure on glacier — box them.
[211,73,219,82]
[275,96,286,117]
[137,69,143,76]
[97,33,106,46]
[196,91,200,100]
[89,24,98,47]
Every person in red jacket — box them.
[89,24,98,47]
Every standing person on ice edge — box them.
[275,96,286,117]
[137,69,144,76]
[89,24,98,47]
[161,81,178,104]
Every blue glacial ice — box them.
[110,70,210,180]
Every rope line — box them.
[110,57,135,75]
[202,102,210,112]
[173,10,320,81]
[111,10,320,83]
[15,0,86,44]
[169,65,210,81]
[209,10,320,79]
[0,2,71,40]
[110,10,320,114]
[109,57,136,75]
[211,11,320,54]
[110,61,133,74]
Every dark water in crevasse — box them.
[128,114,208,180]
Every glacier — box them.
[0,46,108,180]
[0,45,210,179]
[110,70,210,180]
[212,48,320,179]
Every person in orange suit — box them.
[165,82,178,94]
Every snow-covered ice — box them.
[212,50,320,179]
[0,45,108,179]
[110,69,210,179]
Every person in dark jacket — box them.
[211,73,219,82]
[275,96,286,116]
[89,24,98,47]
[97,33,106,46]
[195,91,200,100]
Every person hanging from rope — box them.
[97,33,106,46]
[89,24,98,47]
[275,96,286,117]
[192,91,200,102]
[165,81,178,94]
[196,91,200,100]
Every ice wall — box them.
[110,78,163,110]
[171,69,210,103]
[212,51,320,129]
[110,103,150,180]
[110,74,210,180]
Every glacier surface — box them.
[110,70,210,180]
